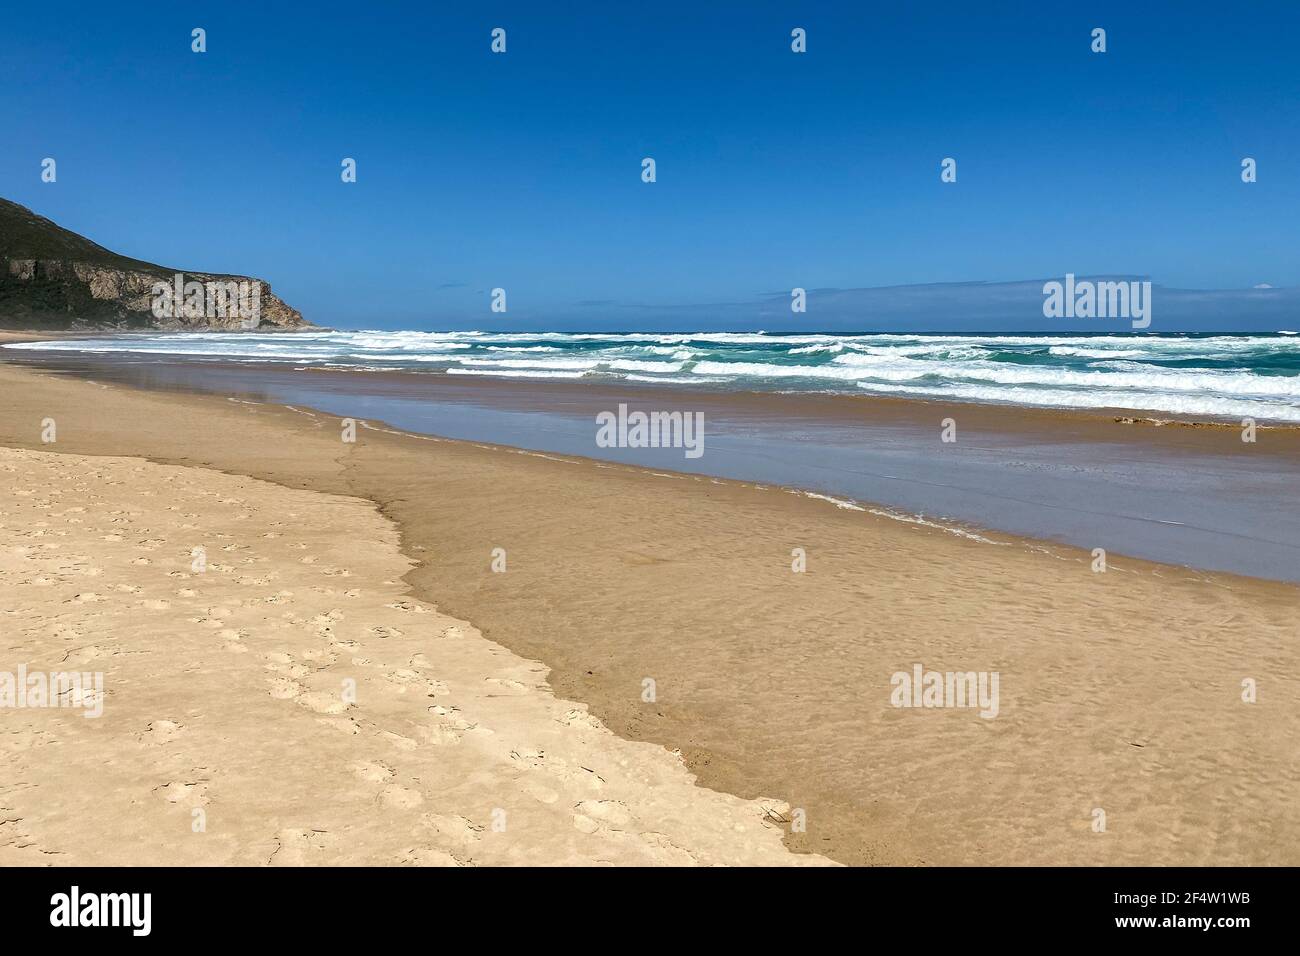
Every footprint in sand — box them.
[522,781,560,805]
[142,719,184,744]
[385,670,448,698]
[378,785,424,810]
[572,800,633,832]
[385,601,430,614]
[266,677,302,700]
[264,660,310,679]
[352,761,394,782]
[220,629,248,653]
[428,705,474,731]
[420,813,484,847]
[509,749,547,771]
[61,645,102,666]
[155,780,209,806]
[297,692,349,715]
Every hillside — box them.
[0,199,311,330]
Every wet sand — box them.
[1,356,1297,865]
[10,349,1300,582]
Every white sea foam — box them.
[7,330,1298,421]
[445,367,586,379]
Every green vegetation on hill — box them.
[0,197,309,330]
[0,198,169,274]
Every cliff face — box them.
[0,199,312,331]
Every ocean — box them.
[10,330,1300,422]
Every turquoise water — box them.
[9,330,1300,421]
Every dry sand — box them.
[0,359,1297,866]
[0,445,827,866]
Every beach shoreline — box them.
[9,341,1300,583]
[8,329,1300,430]
[2,354,1297,865]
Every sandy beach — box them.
[1,353,1297,866]
[0,440,828,866]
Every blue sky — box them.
[3,1,1297,331]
